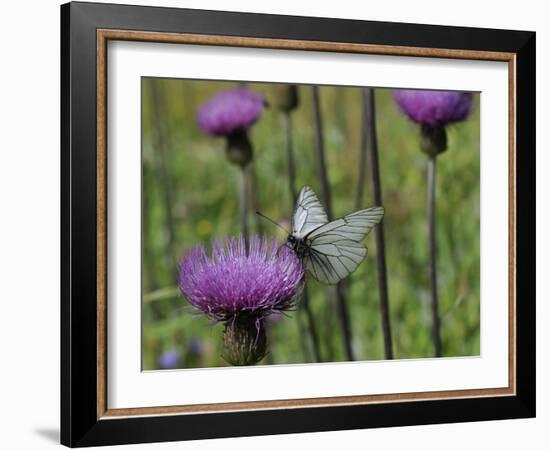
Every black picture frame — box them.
[61,1,535,447]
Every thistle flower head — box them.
[179,235,304,366]
[393,90,473,128]
[179,235,304,323]
[393,89,474,157]
[197,88,265,137]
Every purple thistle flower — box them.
[179,235,304,323]
[197,88,265,137]
[179,235,304,366]
[393,90,475,355]
[158,350,180,369]
[393,90,473,128]
[197,88,265,168]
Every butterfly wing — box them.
[307,207,385,241]
[292,185,329,238]
[305,240,368,285]
[305,206,385,284]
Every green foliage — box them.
[142,79,480,369]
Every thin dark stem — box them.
[311,86,333,217]
[295,313,312,362]
[355,93,369,211]
[264,323,274,364]
[282,111,322,362]
[363,88,394,360]
[427,156,442,357]
[239,167,249,242]
[247,163,263,235]
[312,85,354,361]
[149,81,177,265]
[322,298,336,361]
[284,112,298,205]
[335,283,354,360]
[301,284,322,362]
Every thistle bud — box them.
[222,315,267,366]
[420,125,447,158]
[225,130,253,167]
[392,89,474,158]
[271,84,299,112]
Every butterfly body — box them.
[287,234,311,259]
[289,186,384,285]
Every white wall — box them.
[0,1,545,449]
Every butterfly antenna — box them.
[255,211,290,234]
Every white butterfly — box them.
[288,185,384,285]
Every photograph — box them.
[141,79,481,369]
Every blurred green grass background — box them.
[142,79,480,370]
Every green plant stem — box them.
[312,85,354,361]
[301,280,322,362]
[247,163,263,235]
[355,97,369,210]
[322,297,336,361]
[239,167,249,243]
[427,155,442,357]
[312,86,333,215]
[363,88,394,360]
[264,321,274,364]
[284,112,298,205]
[335,283,354,360]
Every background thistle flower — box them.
[178,235,304,365]
[393,89,474,357]
[197,87,267,242]
[393,90,473,128]
[197,87,266,167]
[393,90,473,157]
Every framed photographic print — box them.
[61,1,535,447]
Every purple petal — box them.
[393,90,473,127]
[197,88,265,136]
[178,235,304,322]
